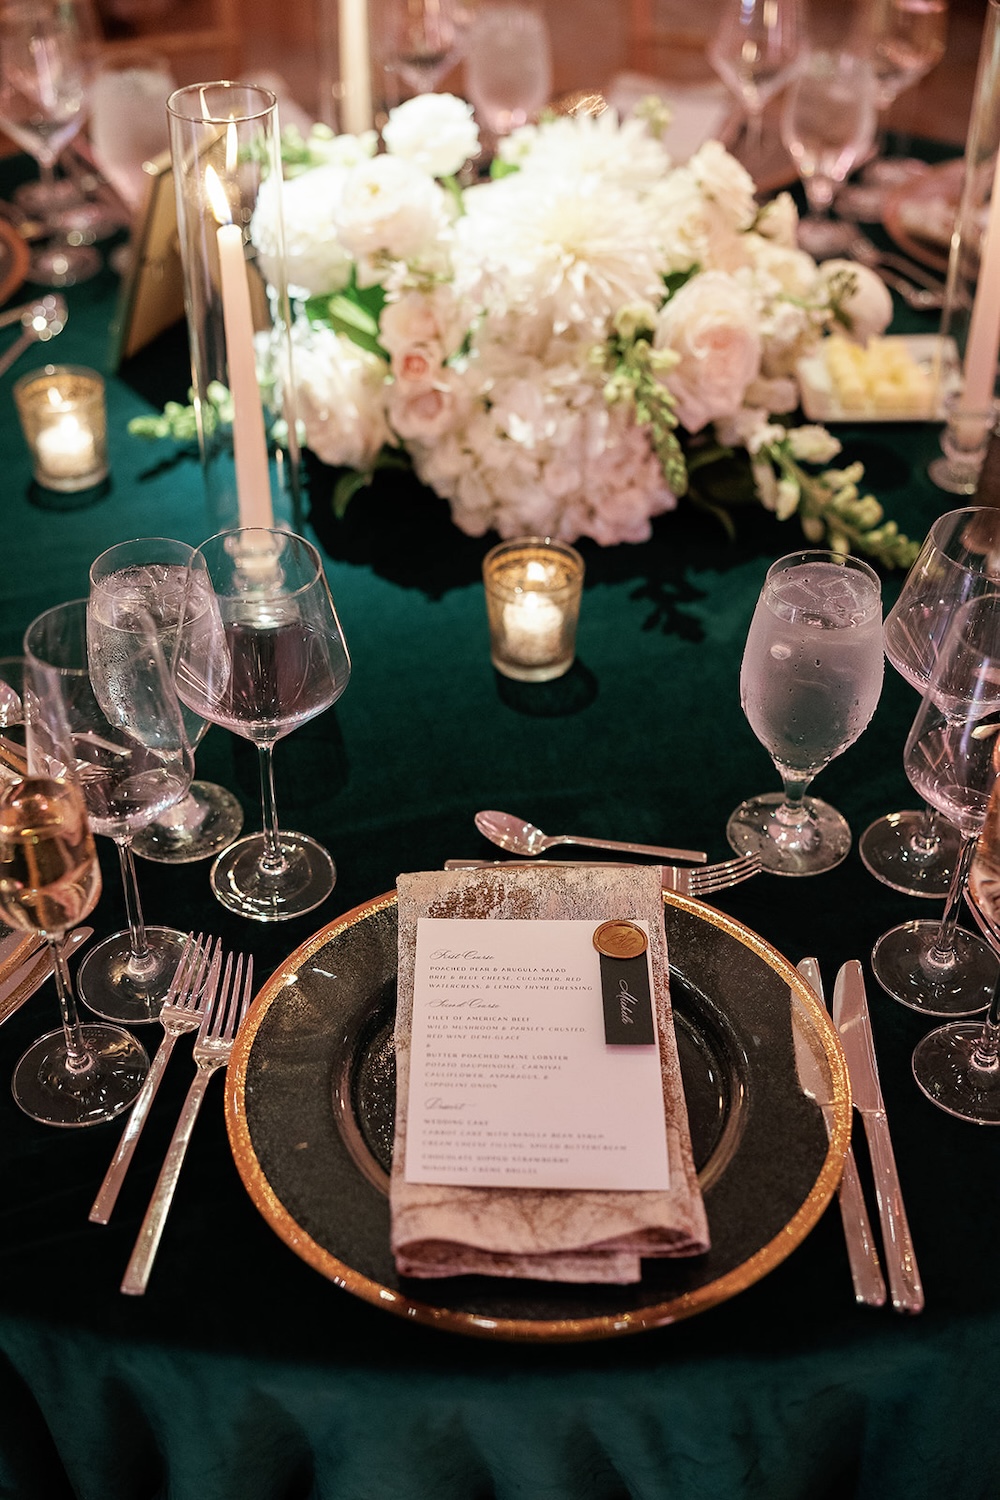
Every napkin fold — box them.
[390,865,710,1284]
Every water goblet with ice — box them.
[727,550,884,876]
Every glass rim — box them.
[193,526,324,598]
[764,548,881,585]
[166,80,277,126]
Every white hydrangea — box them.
[291,324,391,471]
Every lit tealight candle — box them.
[13,365,108,495]
[502,589,565,666]
[483,538,585,683]
[36,414,98,479]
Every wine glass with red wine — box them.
[174,528,352,922]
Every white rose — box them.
[390,340,445,390]
[252,165,353,298]
[336,155,451,279]
[815,259,893,344]
[754,192,799,247]
[382,93,480,178]
[379,287,466,358]
[654,271,762,432]
[686,140,757,231]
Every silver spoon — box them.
[0,295,68,379]
[474,809,707,864]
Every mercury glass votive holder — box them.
[483,537,585,682]
[13,364,108,493]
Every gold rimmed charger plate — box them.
[225,889,849,1342]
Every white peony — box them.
[815,259,894,344]
[654,271,762,432]
[335,155,452,284]
[381,92,480,178]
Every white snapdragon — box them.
[786,425,842,464]
[382,93,479,178]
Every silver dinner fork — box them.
[120,948,254,1296]
[443,853,762,897]
[89,934,218,1226]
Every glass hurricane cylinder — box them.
[166,82,301,536]
[934,0,1000,434]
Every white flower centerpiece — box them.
[136,92,918,566]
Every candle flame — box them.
[204,164,232,227]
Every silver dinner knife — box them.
[0,927,93,1026]
[797,958,886,1308]
[833,960,924,1315]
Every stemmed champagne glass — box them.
[780,48,878,257]
[727,550,884,876]
[838,0,949,221]
[174,529,351,922]
[708,0,804,178]
[0,675,148,1126]
[859,507,1000,899]
[89,538,244,864]
[871,591,1000,1017]
[24,598,194,1026]
[0,0,100,285]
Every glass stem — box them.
[115,837,155,978]
[973,976,1000,1070]
[926,831,978,967]
[50,937,92,1074]
[256,743,287,876]
[911,802,943,858]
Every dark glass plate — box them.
[226,890,848,1341]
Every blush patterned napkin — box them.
[390,865,710,1284]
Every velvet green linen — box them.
[0,153,997,1499]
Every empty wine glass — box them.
[384,0,469,99]
[838,0,949,222]
[780,48,878,257]
[174,528,351,922]
[89,538,244,864]
[727,549,884,876]
[0,768,148,1126]
[923,787,1000,1122]
[859,506,1000,898]
[708,0,804,178]
[24,598,194,1026]
[464,1,552,142]
[0,0,100,285]
[871,590,1000,1016]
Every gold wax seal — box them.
[593,920,647,959]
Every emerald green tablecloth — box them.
[0,152,997,1500]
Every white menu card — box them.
[403,917,671,1191]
